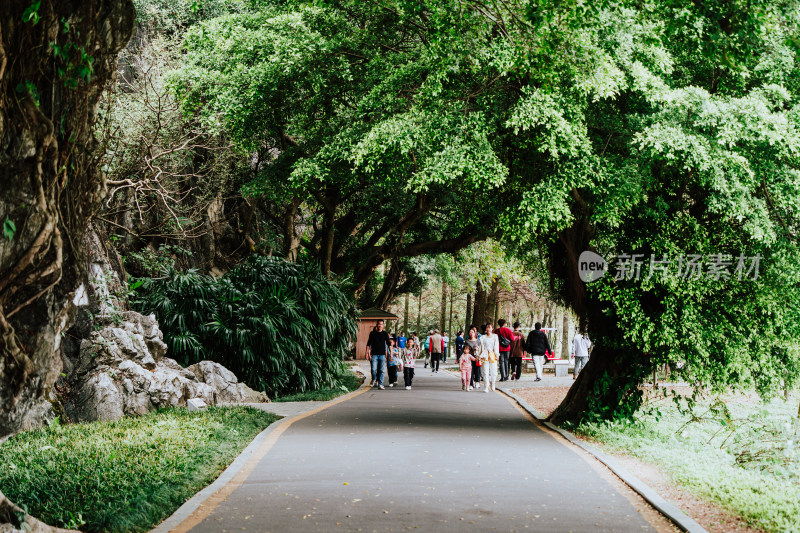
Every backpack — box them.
[498,332,511,349]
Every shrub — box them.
[132,255,357,397]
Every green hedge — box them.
[132,255,357,397]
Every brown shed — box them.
[356,308,399,359]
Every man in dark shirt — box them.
[366,319,391,389]
[496,319,514,381]
[455,331,465,359]
[525,322,551,382]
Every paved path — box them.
[497,375,577,389]
[180,367,673,533]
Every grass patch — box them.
[274,371,363,402]
[575,392,800,532]
[0,406,279,532]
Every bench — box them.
[523,354,572,376]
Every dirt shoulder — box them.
[511,387,765,533]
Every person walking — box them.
[466,326,481,389]
[397,332,407,357]
[458,345,477,391]
[402,341,416,389]
[479,323,500,392]
[509,322,525,381]
[525,322,551,382]
[455,331,465,359]
[496,319,514,381]
[442,331,449,364]
[572,330,592,380]
[409,332,419,362]
[423,331,432,368]
[368,325,378,386]
[429,329,444,373]
[366,319,391,389]
[387,338,401,387]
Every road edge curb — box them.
[500,388,707,533]
[151,369,371,533]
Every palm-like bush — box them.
[132,256,357,397]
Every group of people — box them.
[364,321,421,390]
[365,318,592,392]
[455,320,535,392]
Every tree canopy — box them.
[169,0,800,421]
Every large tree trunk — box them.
[0,0,135,438]
[447,289,454,356]
[542,302,552,330]
[416,291,421,334]
[472,281,484,326]
[548,217,655,424]
[464,291,472,332]
[282,198,302,261]
[552,307,562,356]
[319,190,338,278]
[374,257,401,309]
[403,292,409,336]
[439,280,447,330]
[550,296,655,425]
[0,1,134,529]
[486,277,499,325]
[0,492,75,532]
[550,343,647,424]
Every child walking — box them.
[387,338,401,387]
[458,345,476,391]
[402,341,416,389]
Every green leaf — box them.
[22,1,41,25]
[3,216,16,241]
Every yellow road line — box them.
[169,383,372,533]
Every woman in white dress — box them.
[478,323,500,392]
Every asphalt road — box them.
[187,369,670,533]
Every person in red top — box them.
[496,319,514,382]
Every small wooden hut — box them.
[356,308,398,359]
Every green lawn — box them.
[274,371,364,402]
[576,391,800,532]
[0,406,279,532]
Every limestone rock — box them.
[187,361,269,403]
[121,311,167,361]
[63,310,269,423]
[69,373,125,422]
